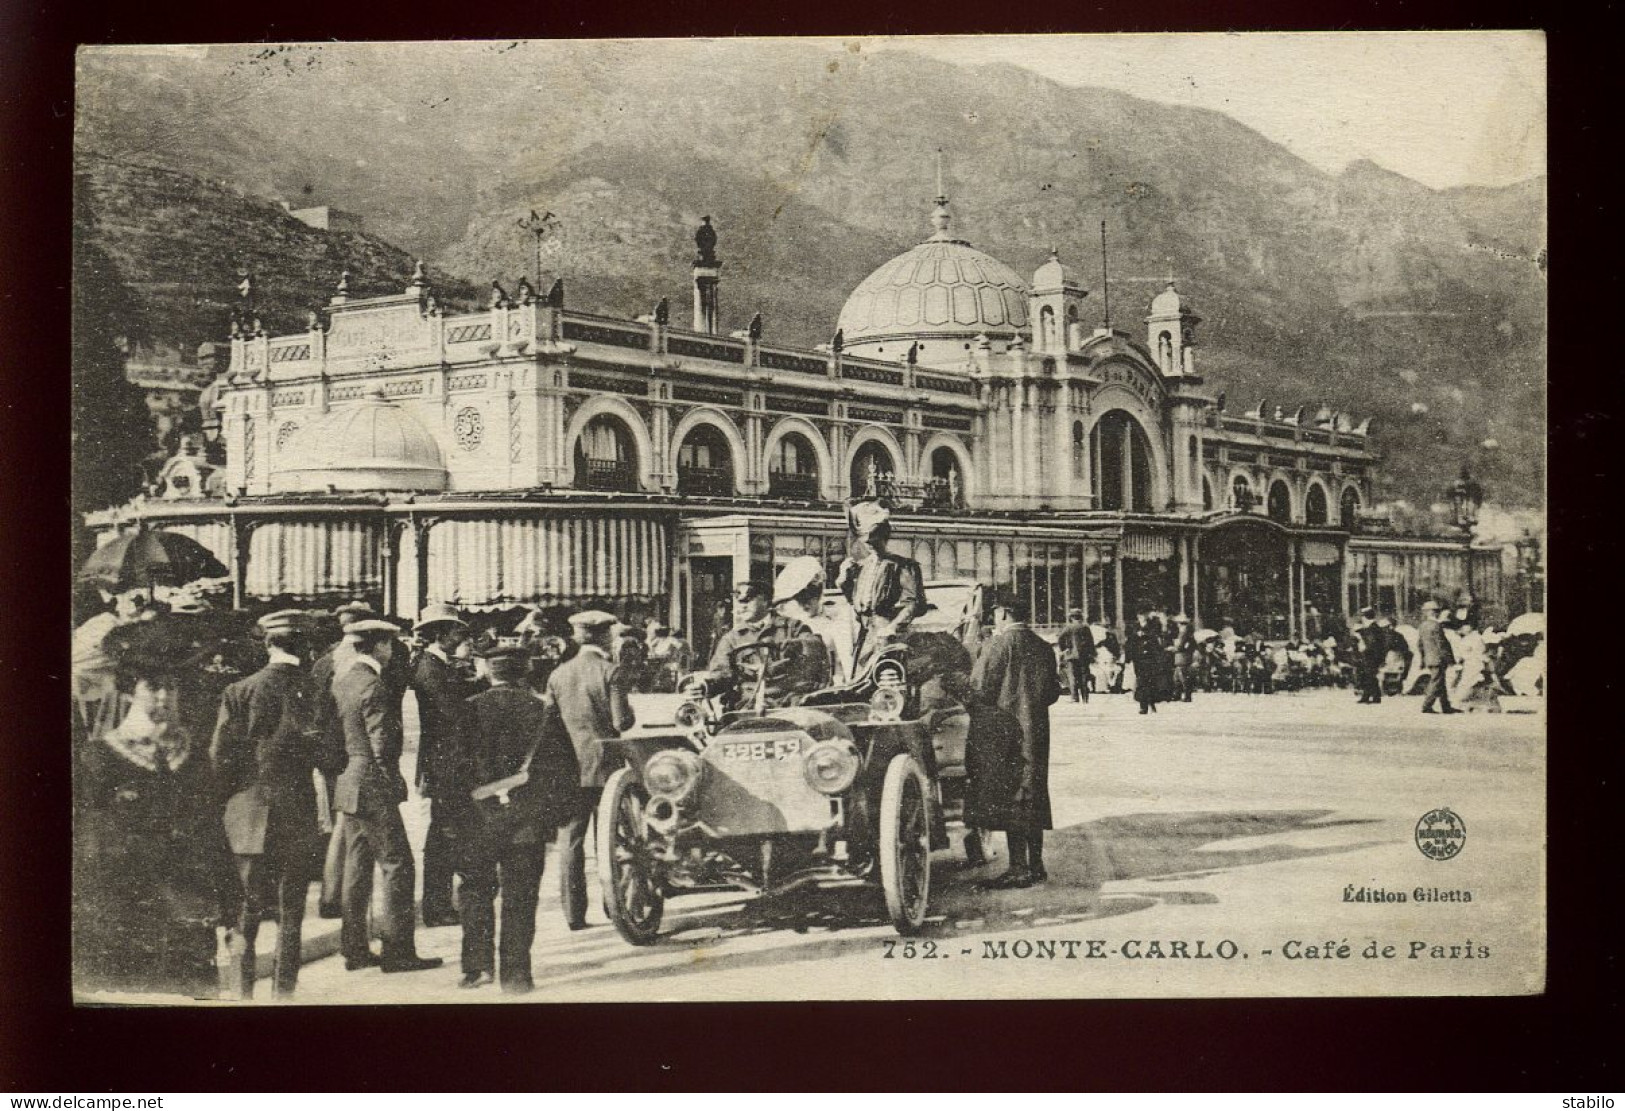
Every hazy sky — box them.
[874,32,1545,190]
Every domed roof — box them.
[272,390,448,493]
[837,195,1028,355]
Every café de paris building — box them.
[88,192,1504,655]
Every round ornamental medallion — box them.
[1415,807,1466,861]
[454,406,484,451]
[275,421,301,450]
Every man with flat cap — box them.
[410,603,477,927]
[546,610,636,929]
[209,609,323,998]
[454,644,578,993]
[836,500,926,671]
[311,602,382,917]
[332,618,442,972]
[1057,608,1095,703]
[1417,600,1460,714]
[1354,607,1385,704]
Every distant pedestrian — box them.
[970,602,1060,888]
[1126,608,1172,713]
[1056,609,1094,703]
[1354,608,1385,703]
[1417,600,1460,714]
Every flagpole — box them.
[1100,219,1111,331]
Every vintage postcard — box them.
[70,33,1546,1003]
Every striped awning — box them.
[246,519,382,599]
[156,519,234,569]
[1121,533,1175,563]
[427,515,668,608]
[1302,539,1342,566]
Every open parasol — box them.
[77,529,229,593]
[1506,612,1544,638]
[1192,628,1219,644]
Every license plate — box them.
[716,738,801,761]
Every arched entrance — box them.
[850,439,897,499]
[676,423,735,496]
[926,445,966,508]
[574,414,639,491]
[1092,409,1154,512]
[1199,518,1292,638]
[1267,479,1293,524]
[767,431,821,500]
[1305,484,1329,525]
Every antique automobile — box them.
[595,582,983,943]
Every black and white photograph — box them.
[68,33,1547,1005]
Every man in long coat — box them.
[970,602,1061,888]
[1126,608,1171,713]
[1417,600,1460,714]
[209,609,322,998]
[332,620,442,973]
[409,603,476,927]
[1354,607,1386,703]
[1056,609,1095,703]
[454,645,579,993]
[546,610,636,929]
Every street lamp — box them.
[1446,464,1485,604]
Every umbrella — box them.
[78,529,229,593]
[1507,612,1544,638]
[1193,628,1219,643]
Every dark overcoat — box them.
[544,647,635,788]
[1126,621,1173,703]
[331,660,408,817]
[410,650,476,796]
[209,661,322,864]
[457,684,582,844]
[969,624,1060,829]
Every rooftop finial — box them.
[929,149,952,239]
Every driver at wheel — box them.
[697,575,831,710]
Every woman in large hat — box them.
[73,619,232,998]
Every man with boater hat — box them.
[546,609,635,930]
[454,643,579,993]
[311,601,378,918]
[332,618,442,973]
[410,602,477,927]
[209,609,323,998]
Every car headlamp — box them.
[644,749,703,801]
[673,699,708,736]
[802,739,861,795]
[868,686,906,722]
[874,659,907,691]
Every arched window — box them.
[1158,330,1173,371]
[1340,487,1361,529]
[574,414,638,491]
[1203,476,1214,511]
[1305,484,1329,525]
[850,441,896,499]
[676,423,734,496]
[1267,480,1293,524]
[768,432,820,500]
[1039,305,1056,350]
[1072,421,1087,481]
[1231,475,1254,512]
[1093,410,1154,512]
[927,446,965,508]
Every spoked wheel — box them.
[597,767,665,945]
[879,753,932,935]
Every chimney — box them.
[692,216,721,334]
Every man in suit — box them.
[410,603,476,928]
[836,500,926,671]
[1126,607,1170,714]
[209,609,323,998]
[454,645,579,993]
[1354,607,1386,704]
[332,619,443,973]
[1056,609,1095,703]
[1168,615,1197,703]
[546,610,636,930]
[1417,600,1461,714]
[971,601,1061,889]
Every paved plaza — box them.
[254,688,1545,1003]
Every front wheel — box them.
[878,753,932,935]
[597,767,665,946]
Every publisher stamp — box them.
[1415,808,1468,861]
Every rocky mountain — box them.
[74,41,1545,510]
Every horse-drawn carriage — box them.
[594,583,982,943]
